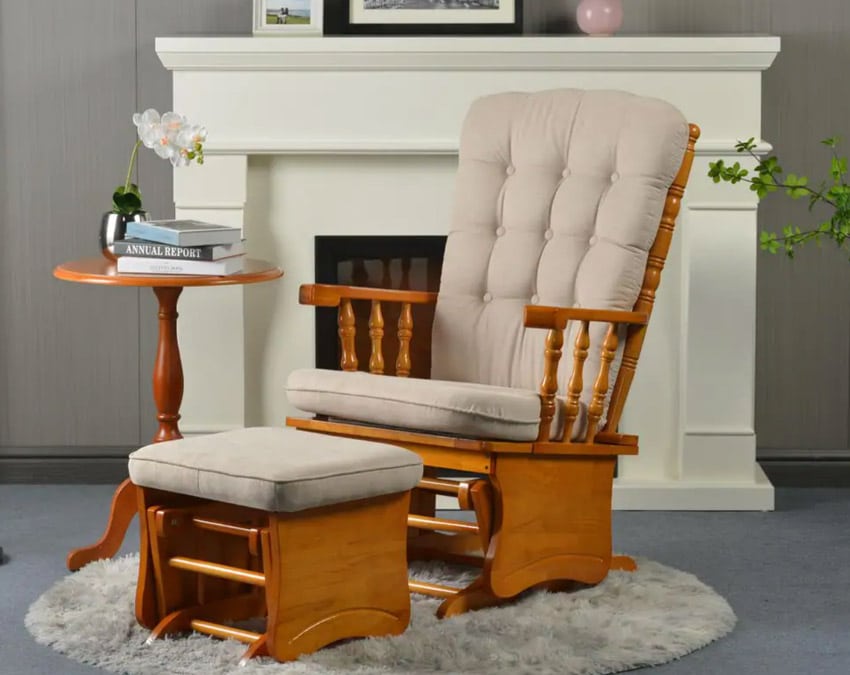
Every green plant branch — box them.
[740,145,837,207]
[708,136,850,258]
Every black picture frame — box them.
[323,0,522,36]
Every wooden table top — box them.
[53,256,283,288]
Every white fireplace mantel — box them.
[157,35,780,511]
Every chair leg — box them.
[484,453,616,599]
[238,634,269,666]
[611,555,637,571]
[135,488,160,629]
[463,479,494,552]
[435,577,502,619]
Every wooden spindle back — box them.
[602,123,700,433]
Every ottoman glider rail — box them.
[129,427,423,664]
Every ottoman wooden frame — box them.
[131,429,422,664]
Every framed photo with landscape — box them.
[323,0,522,35]
[254,0,323,35]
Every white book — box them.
[116,255,245,276]
[126,219,242,247]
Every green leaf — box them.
[822,136,841,148]
[735,138,757,153]
[112,183,143,215]
[758,156,782,176]
[832,156,848,180]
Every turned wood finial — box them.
[563,320,590,442]
[585,322,619,441]
[368,300,385,374]
[338,298,358,371]
[537,328,565,442]
[396,302,413,377]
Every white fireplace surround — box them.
[156,35,780,510]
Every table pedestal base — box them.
[66,479,138,571]
[67,286,185,571]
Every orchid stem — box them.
[124,139,142,194]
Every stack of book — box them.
[115,219,245,275]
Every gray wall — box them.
[0,0,847,482]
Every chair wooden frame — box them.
[287,124,700,617]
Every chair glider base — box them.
[288,420,638,617]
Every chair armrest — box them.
[524,305,648,330]
[300,284,436,376]
[528,304,648,445]
[299,283,438,307]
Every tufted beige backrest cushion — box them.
[430,89,688,406]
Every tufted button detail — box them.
[589,235,598,246]
[544,229,554,241]
[506,165,516,176]
[483,292,493,303]
[496,226,506,237]
[610,172,620,182]
[562,168,571,178]
[531,294,540,304]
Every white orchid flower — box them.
[161,111,187,144]
[116,109,207,215]
[176,124,207,151]
[132,109,164,149]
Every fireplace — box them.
[158,35,779,510]
[314,236,446,377]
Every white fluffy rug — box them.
[26,555,735,675]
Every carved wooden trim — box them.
[536,328,564,442]
[396,302,413,377]
[585,322,619,441]
[604,123,700,432]
[368,300,385,374]
[563,320,590,442]
[338,298,358,371]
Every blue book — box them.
[126,219,242,247]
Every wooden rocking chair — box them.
[287,89,699,618]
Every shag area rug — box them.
[26,555,735,675]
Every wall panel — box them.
[0,0,141,449]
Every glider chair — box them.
[287,89,699,618]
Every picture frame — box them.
[254,0,324,36]
[323,0,522,36]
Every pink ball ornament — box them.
[576,0,624,37]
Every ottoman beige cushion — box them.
[128,426,423,512]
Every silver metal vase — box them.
[100,211,148,261]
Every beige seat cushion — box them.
[128,427,423,512]
[287,369,585,442]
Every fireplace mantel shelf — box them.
[156,36,780,71]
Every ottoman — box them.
[128,426,423,663]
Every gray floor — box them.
[1,486,849,675]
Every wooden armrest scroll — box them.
[299,284,438,307]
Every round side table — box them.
[53,256,283,571]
